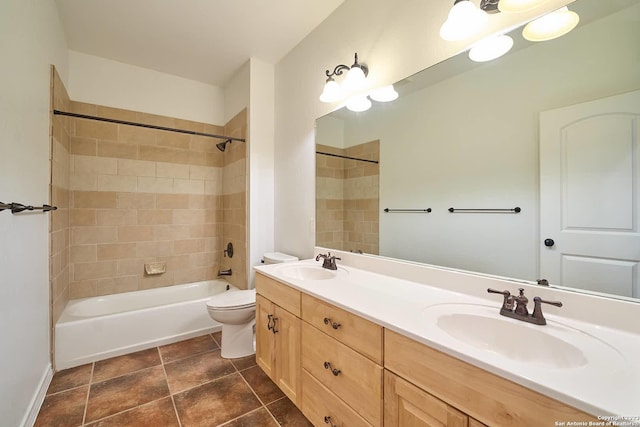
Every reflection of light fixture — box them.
[319,53,369,103]
[469,34,514,62]
[346,95,372,112]
[522,6,579,42]
[498,0,551,13]
[369,85,399,102]
[440,0,488,41]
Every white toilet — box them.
[206,252,298,359]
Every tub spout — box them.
[218,268,232,276]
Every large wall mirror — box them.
[315,0,640,302]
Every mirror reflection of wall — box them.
[316,121,380,254]
[315,0,640,300]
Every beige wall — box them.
[316,140,379,254]
[50,83,248,299]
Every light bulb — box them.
[346,95,372,112]
[342,66,367,92]
[522,7,580,42]
[469,35,514,62]
[319,78,342,103]
[440,0,488,41]
[369,85,399,102]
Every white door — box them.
[540,90,640,298]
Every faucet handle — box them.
[487,288,515,311]
[531,296,563,325]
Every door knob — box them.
[544,238,555,247]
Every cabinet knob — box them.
[323,361,341,376]
[323,317,341,330]
[324,415,338,427]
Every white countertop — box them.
[255,258,640,418]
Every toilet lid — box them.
[206,289,256,310]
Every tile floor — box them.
[35,332,313,427]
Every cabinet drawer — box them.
[301,294,382,364]
[302,369,371,427]
[302,322,382,426]
[384,329,597,426]
[256,273,300,316]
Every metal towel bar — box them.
[448,207,521,213]
[0,202,58,214]
[384,208,432,213]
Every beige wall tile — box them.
[139,145,190,164]
[70,172,98,191]
[116,192,156,209]
[70,245,97,263]
[97,243,137,260]
[75,119,118,140]
[137,176,174,193]
[173,179,204,194]
[96,209,137,226]
[156,162,190,179]
[72,226,118,245]
[70,101,97,116]
[74,261,117,280]
[74,155,117,175]
[96,275,138,295]
[138,272,175,290]
[73,191,117,209]
[97,141,138,160]
[137,209,173,225]
[69,280,97,299]
[97,106,137,122]
[156,194,189,209]
[118,226,155,242]
[116,258,147,276]
[118,159,156,177]
[174,239,206,254]
[97,175,138,192]
[154,224,191,241]
[70,209,97,226]
[157,131,190,150]
[117,124,156,145]
[136,240,173,258]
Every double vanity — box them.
[254,248,640,426]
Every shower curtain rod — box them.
[316,151,379,164]
[53,110,246,143]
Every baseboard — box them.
[21,363,53,427]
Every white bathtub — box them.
[55,279,233,370]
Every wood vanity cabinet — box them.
[384,329,598,427]
[300,294,383,427]
[255,274,301,405]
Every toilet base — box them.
[220,319,256,359]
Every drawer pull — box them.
[324,415,338,427]
[323,317,341,330]
[323,361,341,376]
[272,316,279,334]
[267,314,274,331]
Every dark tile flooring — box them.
[35,332,313,427]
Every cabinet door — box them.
[274,305,301,405]
[256,295,275,380]
[469,419,488,427]
[385,370,468,427]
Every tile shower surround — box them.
[316,140,379,254]
[50,66,248,327]
[35,333,312,426]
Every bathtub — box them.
[55,279,233,370]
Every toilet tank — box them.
[263,252,298,265]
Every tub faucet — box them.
[315,252,341,270]
[218,268,232,276]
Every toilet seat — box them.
[206,289,256,311]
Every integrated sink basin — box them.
[422,303,624,371]
[277,265,348,281]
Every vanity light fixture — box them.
[522,6,579,42]
[469,34,514,62]
[345,95,372,112]
[319,53,369,103]
[497,0,551,13]
[369,85,399,102]
[440,0,488,41]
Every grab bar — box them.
[448,207,521,213]
[0,202,58,214]
[384,208,432,213]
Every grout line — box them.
[159,346,184,427]
[81,363,94,426]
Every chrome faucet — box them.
[487,288,562,325]
[315,252,341,270]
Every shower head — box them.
[216,139,232,152]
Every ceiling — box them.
[55,0,345,87]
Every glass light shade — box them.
[522,7,580,42]
[440,0,488,41]
[345,95,372,112]
[369,85,399,102]
[319,79,341,103]
[342,66,367,92]
[469,34,514,62]
[498,0,551,13]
